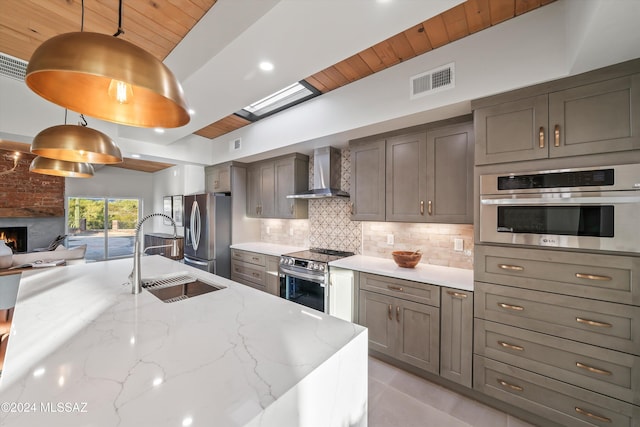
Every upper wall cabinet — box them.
[386,122,474,224]
[350,139,386,221]
[205,162,232,193]
[246,153,308,219]
[475,72,640,165]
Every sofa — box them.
[10,244,87,267]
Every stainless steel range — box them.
[279,248,354,313]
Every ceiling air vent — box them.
[0,52,27,82]
[410,62,455,99]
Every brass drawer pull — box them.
[446,290,468,299]
[252,272,260,278]
[396,306,400,322]
[575,407,611,423]
[539,126,545,148]
[498,264,524,272]
[575,273,612,281]
[427,200,433,215]
[498,302,524,311]
[420,200,425,215]
[387,285,404,292]
[554,124,560,147]
[388,304,392,320]
[252,256,261,262]
[497,379,523,392]
[576,362,612,376]
[498,341,524,352]
[576,317,612,328]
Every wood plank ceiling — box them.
[194,0,556,140]
[0,0,556,171]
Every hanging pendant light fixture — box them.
[31,123,122,164]
[30,156,94,178]
[24,0,190,129]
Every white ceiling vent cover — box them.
[410,62,455,99]
[0,52,27,82]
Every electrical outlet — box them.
[386,234,394,245]
[266,226,270,235]
[289,226,294,236]
[454,238,464,252]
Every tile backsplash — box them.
[259,147,474,270]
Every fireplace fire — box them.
[0,227,27,253]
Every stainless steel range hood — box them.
[287,146,350,199]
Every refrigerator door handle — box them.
[191,200,200,251]
[184,255,209,267]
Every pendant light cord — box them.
[113,0,125,37]
[80,0,84,31]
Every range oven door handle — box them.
[481,195,640,205]
[280,268,326,285]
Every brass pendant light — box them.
[31,124,122,164]
[30,156,95,178]
[25,1,190,129]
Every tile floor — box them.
[368,357,536,427]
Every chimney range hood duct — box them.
[287,146,349,199]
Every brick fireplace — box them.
[0,150,66,251]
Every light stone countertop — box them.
[329,255,474,291]
[230,242,307,257]
[0,256,367,427]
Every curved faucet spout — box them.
[129,213,179,294]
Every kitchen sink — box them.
[142,273,225,303]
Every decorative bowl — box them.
[391,250,422,268]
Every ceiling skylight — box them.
[235,80,320,122]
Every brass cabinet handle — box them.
[256,206,259,215]
[446,290,468,299]
[575,407,611,423]
[420,201,425,215]
[554,124,560,147]
[497,379,523,392]
[575,273,612,281]
[498,302,524,311]
[214,179,220,189]
[252,272,260,278]
[498,264,524,271]
[576,317,612,328]
[428,200,432,215]
[349,202,354,215]
[396,306,400,322]
[387,285,404,292]
[290,204,294,215]
[539,126,545,148]
[576,362,612,376]
[252,257,260,262]
[498,341,524,352]
[388,304,392,320]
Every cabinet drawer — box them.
[360,273,440,307]
[475,319,640,405]
[231,260,265,286]
[475,245,640,306]
[475,282,640,355]
[231,249,266,266]
[474,356,639,427]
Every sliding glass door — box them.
[67,197,140,261]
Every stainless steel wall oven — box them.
[479,163,640,253]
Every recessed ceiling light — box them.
[154,128,165,134]
[259,61,274,72]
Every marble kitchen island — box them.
[0,256,368,426]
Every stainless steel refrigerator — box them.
[183,193,231,278]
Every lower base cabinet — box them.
[440,287,473,387]
[230,249,280,296]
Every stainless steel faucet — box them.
[130,213,180,294]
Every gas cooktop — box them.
[282,248,355,264]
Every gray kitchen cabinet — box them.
[359,273,440,374]
[426,122,474,223]
[274,155,308,219]
[473,243,640,425]
[385,132,428,222]
[230,249,280,296]
[474,73,640,165]
[205,162,232,193]
[247,154,308,219]
[349,139,386,221]
[440,287,473,387]
[385,124,473,223]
